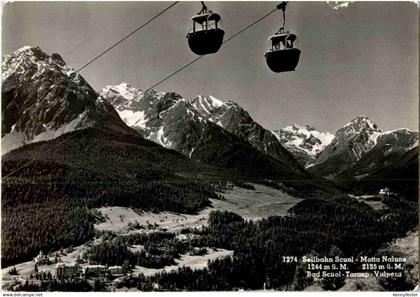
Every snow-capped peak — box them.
[101,82,143,103]
[381,128,412,135]
[17,45,34,52]
[191,95,225,116]
[100,83,197,149]
[207,95,224,108]
[377,128,418,152]
[2,45,78,82]
[2,46,135,154]
[272,125,335,166]
[344,115,378,130]
[338,116,382,150]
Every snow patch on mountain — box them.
[2,46,135,155]
[381,128,411,136]
[118,110,148,128]
[2,132,29,155]
[158,126,172,147]
[191,95,224,118]
[101,83,143,106]
[208,95,224,107]
[327,1,352,10]
[108,82,139,101]
[100,84,190,150]
[276,124,335,157]
[33,111,88,142]
[377,128,419,154]
[407,139,419,151]
[2,111,89,154]
[369,131,382,146]
[272,124,334,166]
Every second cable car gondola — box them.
[187,2,225,55]
[265,2,301,73]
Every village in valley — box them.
[2,185,406,292]
[5,245,127,290]
[2,188,263,291]
[3,183,296,291]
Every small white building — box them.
[34,251,49,265]
[107,266,123,275]
[54,262,81,279]
[379,187,391,196]
[82,264,106,276]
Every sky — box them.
[2,1,418,132]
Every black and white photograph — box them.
[1,1,418,294]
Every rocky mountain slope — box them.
[308,116,418,181]
[335,128,418,199]
[1,46,135,154]
[308,116,384,176]
[292,115,419,198]
[190,95,299,166]
[101,84,304,175]
[272,124,334,166]
[102,83,418,198]
[337,128,418,179]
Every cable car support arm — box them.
[199,1,209,14]
[277,1,287,32]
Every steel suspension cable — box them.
[3,2,179,179]
[75,1,179,73]
[145,7,278,92]
[3,6,279,179]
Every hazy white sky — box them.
[2,1,418,132]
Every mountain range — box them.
[306,116,418,183]
[273,116,418,198]
[334,127,418,198]
[102,81,418,198]
[2,46,418,200]
[100,83,302,174]
[2,46,337,199]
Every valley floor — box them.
[3,184,417,292]
[94,183,303,235]
[214,184,303,219]
[130,248,233,278]
[351,194,386,211]
[2,183,301,291]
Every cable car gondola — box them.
[187,2,225,55]
[265,2,301,73]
